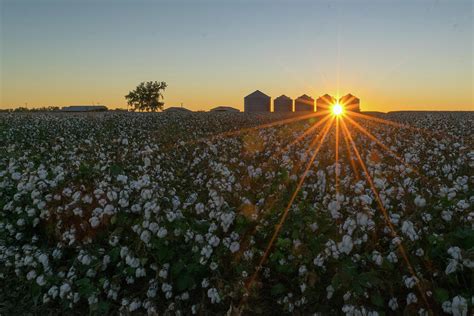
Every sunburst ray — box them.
[340,119,431,311]
[239,117,334,308]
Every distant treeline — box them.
[0,106,61,112]
[0,107,128,112]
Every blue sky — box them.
[1,0,472,111]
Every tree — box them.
[125,81,167,112]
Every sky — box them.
[1,0,473,112]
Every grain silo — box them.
[244,90,271,112]
[294,94,315,112]
[316,94,336,112]
[339,94,360,112]
[274,95,293,112]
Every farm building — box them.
[163,107,192,113]
[244,90,271,112]
[273,95,293,112]
[339,94,360,112]
[294,94,315,112]
[61,105,108,112]
[316,94,336,112]
[210,106,240,113]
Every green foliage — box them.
[125,81,167,112]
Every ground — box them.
[0,111,472,315]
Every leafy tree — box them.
[125,81,168,112]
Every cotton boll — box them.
[207,288,220,304]
[338,235,353,255]
[414,195,426,208]
[406,292,418,305]
[89,216,100,228]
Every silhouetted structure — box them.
[339,94,360,112]
[274,95,293,112]
[244,90,271,112]
[316,94,336,112]
[295,94,314,112]
[210,106,240,112]
[163,107,192,113]
[61,105,107,112]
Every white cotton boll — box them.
[462,259,474,268]
[117,174,128,184]
[207,288,221,304]
[359,195,373,206]
[195,203,205,215]
[421,213,432,222]
[159,267,168,279]
[80,254,92,265]
[448,247,462,260]
[451,296,467,316]
[326,285,334,299]
[102,255,110,267]
[144,157,151,168]
[11,172,21,181]
[140,230,151,244]
[338,235,353,255]
[208,235,220,247]
[135,267,146,278]
[157,227,167,238]
[388,297,398,311]
[104,204,115,215]
[89,216,100,228]
[129,300,141,312]
[415,248,424,257]
[48,285,59,299]
[374,178,386,190]
[38,169,48,179]
[73,207,83,217]
[147,286,157,298]
[107,191,117,201]
[38,254,49,266]
[407,292,418,305]
[456,200,469,210]
[125,255,140,268]
[442,210,453,222]
[36,275,46,286]
[442,301,452,313]
[372,251,383,266]
[141,189,152,200]
[445,259,458,275]
[414,196,426,208]
[121,138,129,145]
[314,254,324,267]
[88,295,98,305]
[161,283,172,293]
[229,241,240,253]
[356,212,369,227]
[148,222,159,234]
[401,221,419,241]
[298,265,307,276]
[328,201,341,219]
[403,276,418,289]
[59,283,71,298]
[201,245,213,258]
[26,270,37,280]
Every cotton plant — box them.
[0,111,472,314]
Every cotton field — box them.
[0,111,472,315]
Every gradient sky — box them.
[1,0,473,111]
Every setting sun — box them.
[332,103,344,116]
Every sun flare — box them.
[332,103,344,116]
